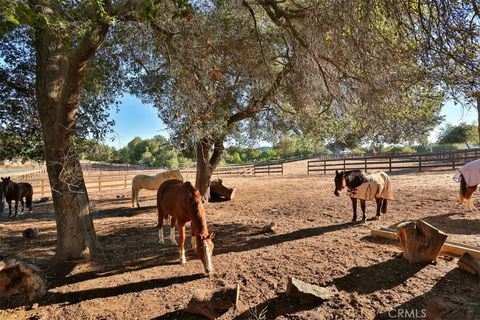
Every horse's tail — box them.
[26,184,33,211]
[382,199,388,214]
[459,174,467,203]
[131,184,136,208]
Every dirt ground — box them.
[1,169,479,320]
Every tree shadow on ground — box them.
[374,268,480,319]
[92,204,157,219]
[0,201,54,221]
[211,221,354,255]
[48,221,353,290]
[47,225,179,289]
[233,294,323,319]
[41,273,204,306]
[330,256,426,295]
[416,212,480,236]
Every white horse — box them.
[131,169,184,207]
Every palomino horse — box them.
[131,169,183,207]
[334,170,393,222]
[157,179,215,275]
[1,177,33,217]
[454,159,480,210]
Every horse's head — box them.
[195,232,215,275]
[1,177,11,189]
[334,170,346,197]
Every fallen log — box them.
[0,260,47,308]
[185,284,240,319]
[458,252,480,276]
[210,178,236,201]
[396,220,448,263]
[371,227,480,258]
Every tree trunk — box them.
[195,138,225,200]
[33,9,108,263]
[476,93,480,144]
[195,139,213,199]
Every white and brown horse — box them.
[455,159,480,210]
[334,170,393,222]
[131,169,183,207]
[157,179,215,275]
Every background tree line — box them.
[73,121,480,168]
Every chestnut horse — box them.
[1,177,33,217]
[334,170,393,222]
[157,179,215,275]
[455,159,480,210]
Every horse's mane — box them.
[344,170,369,189]
[184,181,209,237]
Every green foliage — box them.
[108,135,192,169]
[437,123,478,146]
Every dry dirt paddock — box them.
[1,170,479,320]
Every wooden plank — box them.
[371,227,480,258]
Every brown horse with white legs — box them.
[157,179,215,275]
[1,177,33,217]
[455,159,480,210]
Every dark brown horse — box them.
[334,170,391,222]
[0,181,4,213]
[157,179,215,275]
[1,177,33,217]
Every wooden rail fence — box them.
[307,149,480,175]
[16,163,284,198]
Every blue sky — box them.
[106,94,477,148]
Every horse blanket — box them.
[453,159,480,187]
[347,171,394,201]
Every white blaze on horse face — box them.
[170,226,177,245]
[158,227,165,244]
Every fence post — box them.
[324,160,326,174]
[364,157,367,172]
[389,156,392,173]
[268,165,270,175]
[281,163,284,175]
[452,151,456,169]
[419,155,422,172]
[343,158,346,171]
[98,173,101,192]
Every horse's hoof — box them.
[361,219,366,223]
[171,241,178,246]
[159,240,165,245]
[375,216,380,220]
[180,259,186,265]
